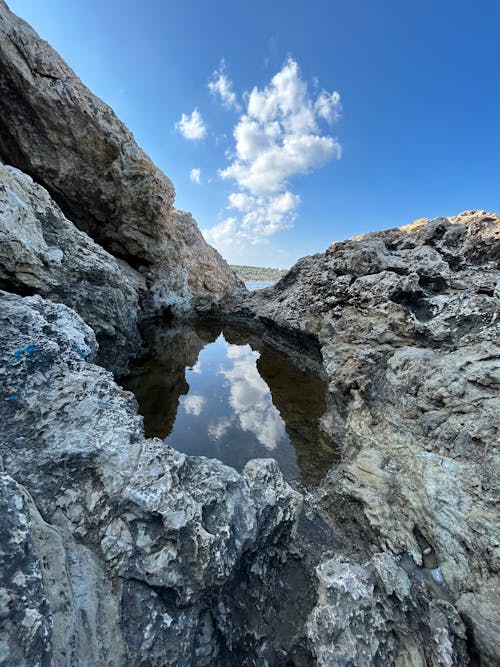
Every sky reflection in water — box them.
[122,322,338,485]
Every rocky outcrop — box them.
[0,290,301,665]
[0,0,241,315]
[0,1,498,663]
[0,161,145,373]
[230,210,500,664]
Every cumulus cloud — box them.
[203,58,341,249]
[175,108,206,140]
[208,416,234,441]
[203,217,244,249]
[315,89,342,123]
[209,60,240,110]
[190,168,201,184]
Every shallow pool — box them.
[121,320,338,486]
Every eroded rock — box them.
[232,210,500,664]
[307,554,467,666]
[0,0,241,313]
[0,161,145,373]
[0,291,301,665]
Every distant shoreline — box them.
[230,264,287,282]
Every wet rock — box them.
[0,290,301,665]
[0,0,241,313]
[0,161,144,374]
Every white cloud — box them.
[189,359,202,374]
[190,168,201,184]
[220,344,286,450]
[175,108,207,140]
[208,60,240,110]
[203,217,247,249]
[208,416,234,441]
[182,394,207,416]
[203,58,341,248]
[315,90,342,123]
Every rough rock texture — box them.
[306,554,467,666]
[0,0,241,313]
[0,473,126,666]
[1,2,498,663]
[0,161,145,374]
[229,210,500,665]
[0,290,301,665]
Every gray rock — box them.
[0,161,145,374]
[457,590,500,667]
[0,0,242,313]
[0,473,126,666]
[0,473,51,666]
[307,554,467,666]
[232,210,500,664]
[0,290,301,665]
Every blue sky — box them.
[7,0,500,267]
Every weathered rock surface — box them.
[0,161,145,373]
[0,472,126,666]
[307,554,467,666]
[0,290,301,665]
[1,1,498,663]
[0,0,241,314]
[228,210,500,665]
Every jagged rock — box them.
[0,161,145,374]
[0,473,126,666]
[233,210,500,664]
[0,290,301,665]
[0,0,241,313]
[306,554,467,666]
[457,589,500,667]
[0,473,52,666]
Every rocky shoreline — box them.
[229,209,500,665]
[0,1,498,665]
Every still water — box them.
[244,280,274,290]
[121,320,338,486]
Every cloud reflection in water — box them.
[218,343,286,450]
[121,321,337,485]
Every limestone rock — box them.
[235,210,500,664]
[0,290,301,665]
[457,589,500,667]
[0,473,51,666]
[0,0,241,312]
[0,473,126,666]
[306,554,467,666]
[0,161,145,373]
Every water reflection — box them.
[221,343,286,451]
[121,320,338,486]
